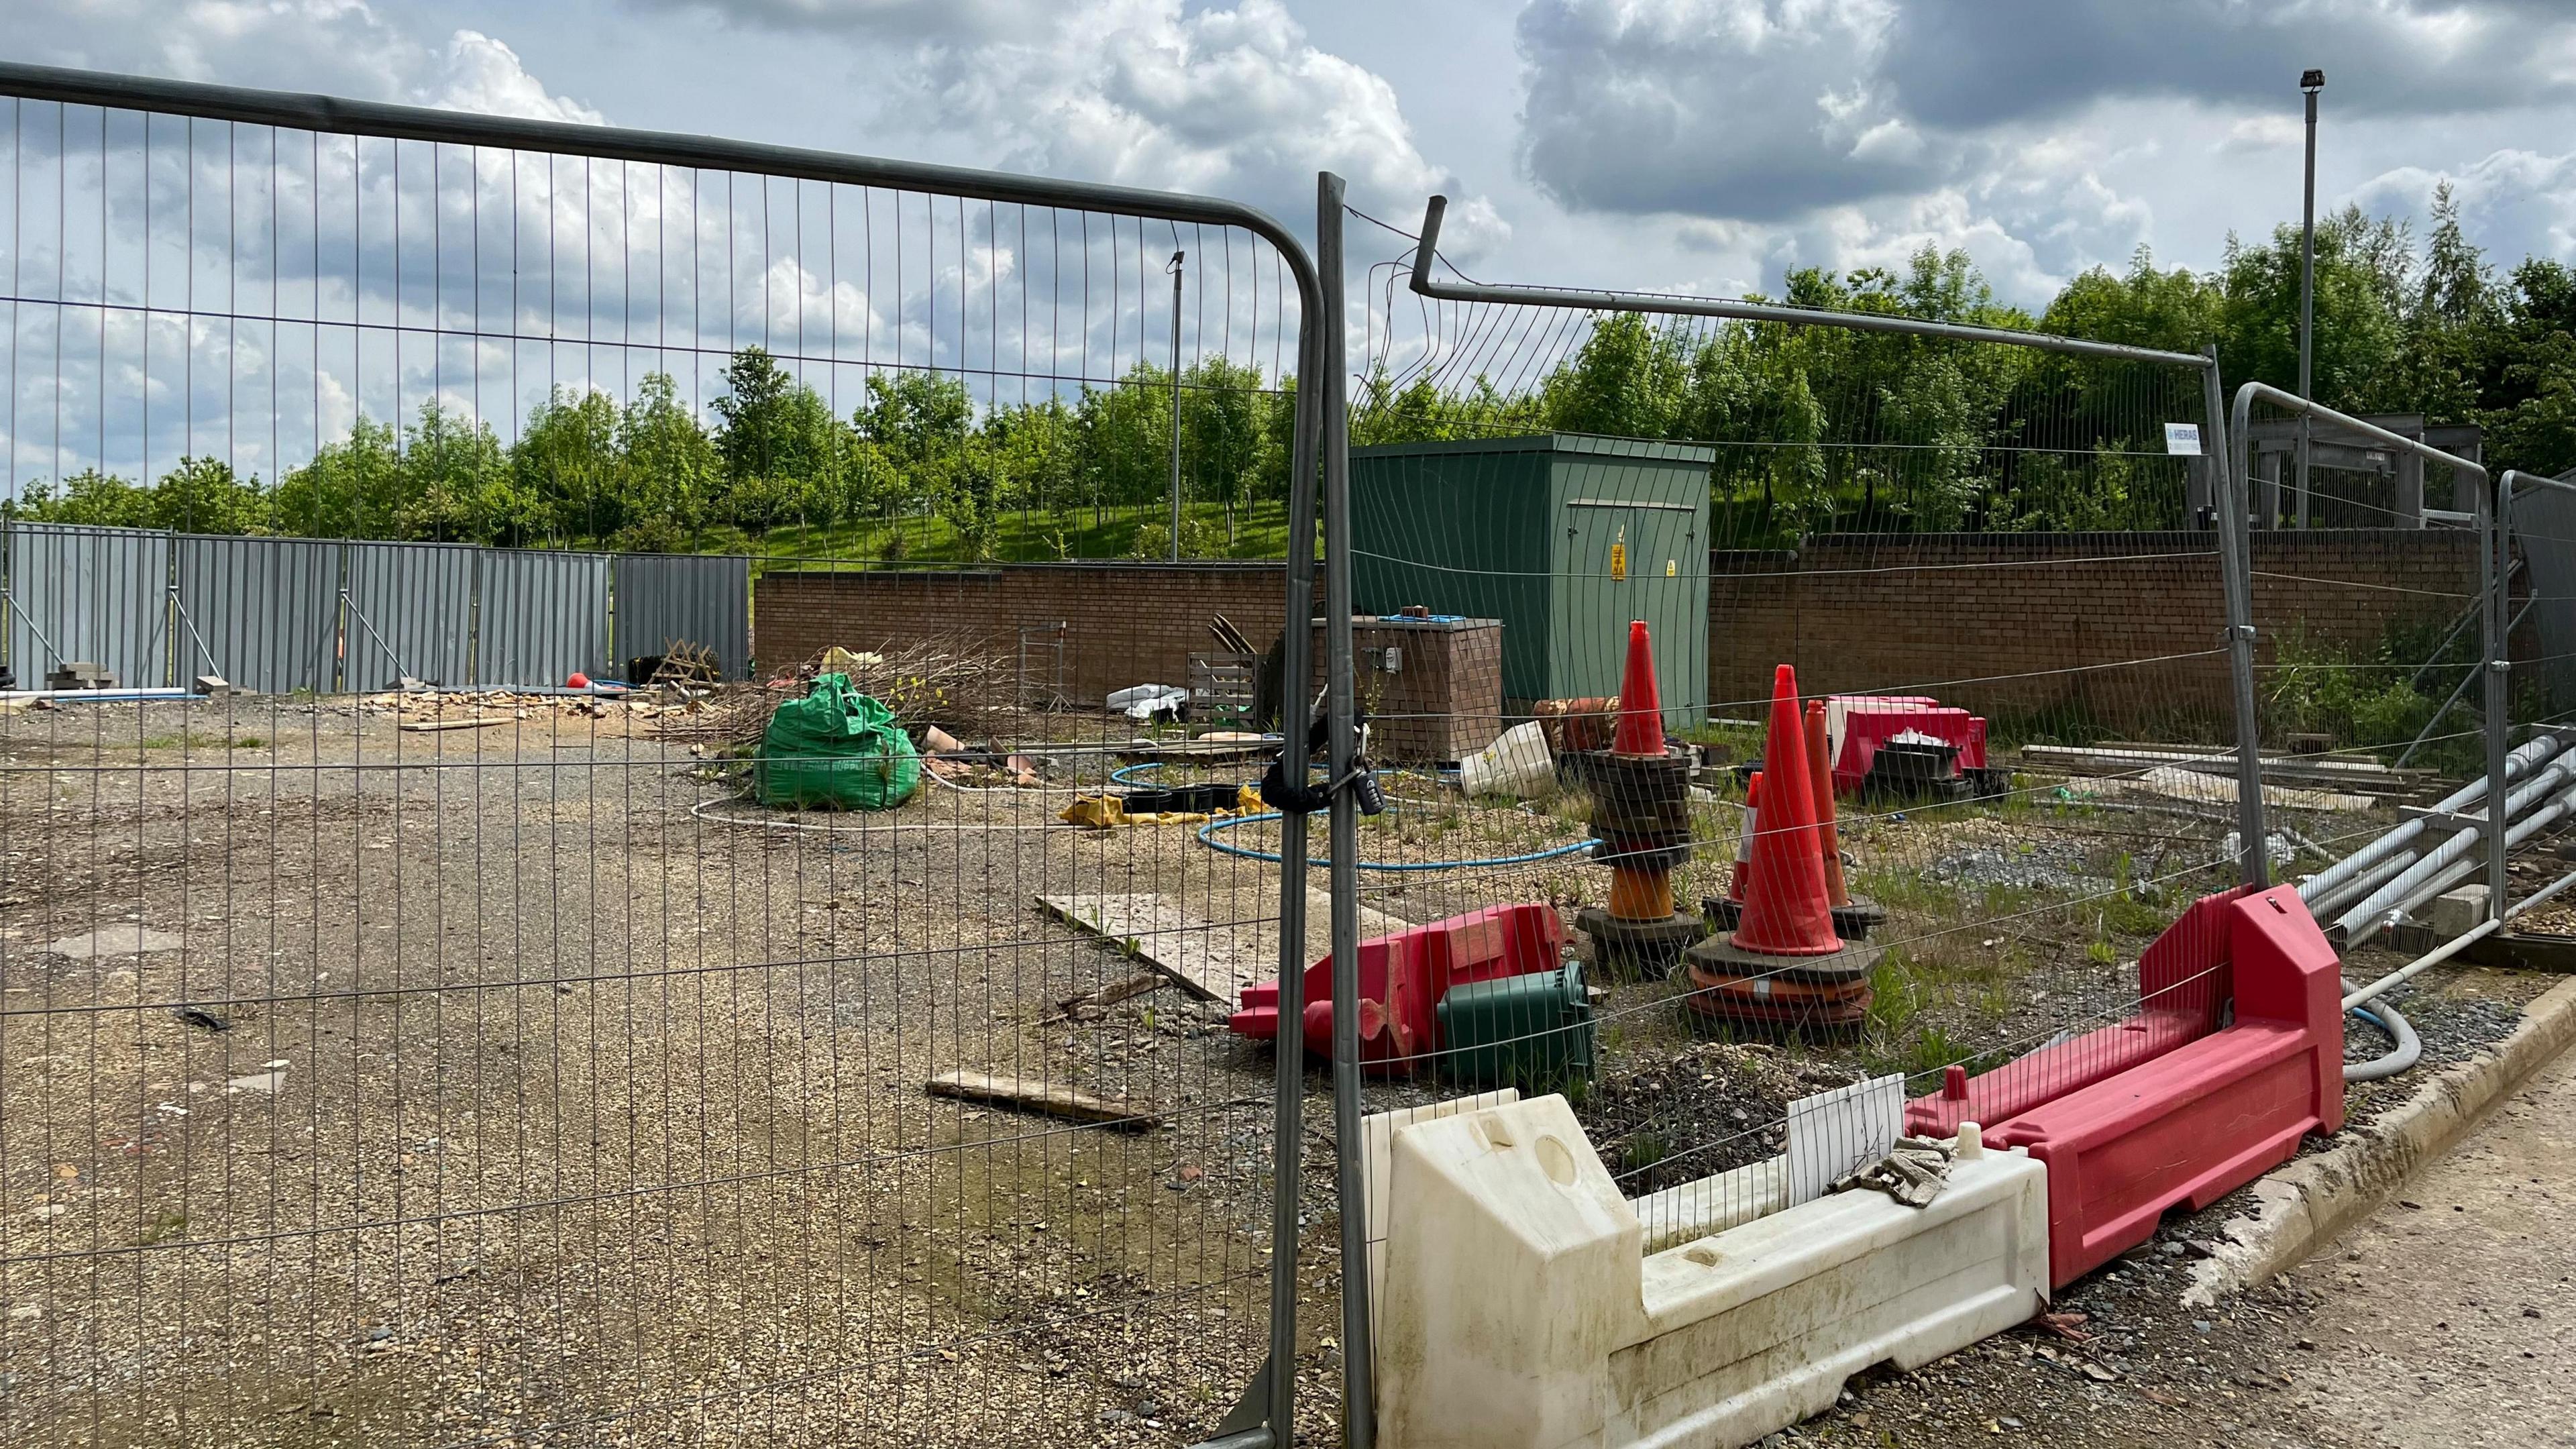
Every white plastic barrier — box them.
[1376,1094,2047,1449]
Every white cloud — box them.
[637,0,1506,259]
[2356,150,2576,263]
[8,1,602,123]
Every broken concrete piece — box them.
[1831,1134,1958,1208]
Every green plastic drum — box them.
[1435,961,1595,1091]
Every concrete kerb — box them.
[2183,973,2576,1307]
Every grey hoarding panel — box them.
[477,549,610,688]
[614,553,751,681]
[2516,486,2576,714]
[3,523,170,688]
[343,541,474,690]
[173,534,341,694]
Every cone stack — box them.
[1680,665,1880,1033]
[1804,698,1886,938]
[1702,708,1882,941]
[1573,623,1705,979]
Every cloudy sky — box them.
[12,0,2574,314]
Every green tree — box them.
[1181,357,1268,544]
[273,417,403,538]
[12,468,150,527]
[515,387,623,542]
[149,457,267,535]
[395,401,515,543]
[613,372,722,549]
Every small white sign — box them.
[2163,422,2204,456]
[1784,1071,1905,1207]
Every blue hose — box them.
[1195,811,1597,871]
[1109,761,1164,785]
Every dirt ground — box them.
[1,694,2537,1448]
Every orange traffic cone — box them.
[1805,699,1886,940]
[1729,667,1838,956]
[1612,621,1664,757]
[1575,621,1703,979]
[1727,771,1761,904]
[1680,664,1880,1035]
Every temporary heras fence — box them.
[0,61,1338,1449]
[1308,192,2277,1446]
[1,62,2566,1449]
[1,521,751,692]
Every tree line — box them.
[4,347,1297,558]
[1363,184,2573,539]
[8,186,2569,553]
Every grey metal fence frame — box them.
[1324,193,2265,1449]
[0,60,1334,1449]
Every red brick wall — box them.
[1709,530,2485,729]
[757,531,2490,733]
[753,563,1303,704]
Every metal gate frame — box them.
[1334,193,2266,1449]
[0,60,1334,1449]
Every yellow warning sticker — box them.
[1666,559,1678,578]
[1610,532,1627,581]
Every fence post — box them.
[1316,170,1377,1449]
[2488,474,2514,922]
[2204,347,2268,888]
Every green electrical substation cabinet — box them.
[1349,433,1713,730]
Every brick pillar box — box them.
[1312,615,1505,763]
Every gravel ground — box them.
[1768,963,2562,1448]
[7,700,2521,1447]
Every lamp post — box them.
[2298,68,2324,528]
[1167,249,1185,561]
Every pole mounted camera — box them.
[2300,68,2325,92]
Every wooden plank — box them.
[924,1071,1159,1130]
[399,717,506,733]
[1038,893,1265,1001]
[1039,890,1407,1002]
[2117,765,2378,814]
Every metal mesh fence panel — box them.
[0,72,1328,1449]
[1315,211,2251,1411]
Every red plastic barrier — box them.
[1226,904,1566,1071]
[1828,698,1988,794]
[1904,890,2238,1137]
[1987,888,2343,1288]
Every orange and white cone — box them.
[1680,665,1878,1032]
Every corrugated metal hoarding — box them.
[343,541,476,690]
[3,523,172,688]
[3,525,751,694]
[476,548,611,688]
[174,535,341,694]
[614,552,751,681]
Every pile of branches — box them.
[650,636,1018,752]
[821,636,1020,727]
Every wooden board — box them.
[399,717,505,733]
[2117,765,2378,814]
[924,1071,1159,1130]
[1038,890,1406,1002]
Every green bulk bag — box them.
[755,673,922,810]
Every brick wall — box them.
[1709,530,2485,730]
[756,531,2491,735]
[754,562,1301,704]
